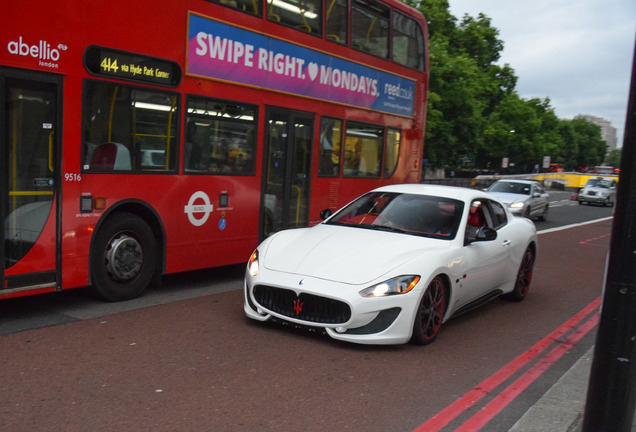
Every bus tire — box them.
[91,212,157,302]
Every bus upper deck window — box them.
[268,0,323,36]
[351,0,389,58]
[393,12,425,71]
[325,0,347,44]
[206,0,262,16]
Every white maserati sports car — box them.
[244,184,538,345]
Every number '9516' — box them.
[64,173,82,182]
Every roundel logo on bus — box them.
[184,191,214,227]
[7,36,67,68]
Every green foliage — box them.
[414,0,609,173]
[606,148,622,167]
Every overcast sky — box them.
[449,0,636,147]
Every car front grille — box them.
[253,285,352,324]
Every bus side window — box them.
[205,0,262,16]
[384,128,400,178]
[185,97,257,176]
[351,0,389,58]
[82,81,179,173]
[325,0,347,43]
[267,0,323,35]
[318,117,342,177]
[343,122,382,178]
[392,12,425,71]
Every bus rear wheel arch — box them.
[91,212,158,301]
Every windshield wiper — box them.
[370,224,408,234]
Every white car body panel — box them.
[262,224,452,285]
[244,184,538,345]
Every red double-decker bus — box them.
[1,0,428,301]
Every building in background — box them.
[575,114,618,155]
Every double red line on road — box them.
[413,296,601,432]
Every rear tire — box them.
[91,213,157,301]
[411,276,447,345]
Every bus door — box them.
[1,69,59,292]
[261,108,313,238]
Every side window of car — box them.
[466,200,492,243]
[486,200,507,229]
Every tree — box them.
[417,0,510,168]
[413,0,607,173]
[606,148,622,168]
[557,121,579,170]
[571,118,607,168]
[455,13,503,70]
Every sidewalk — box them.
[509,347,636,432]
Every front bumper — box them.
[243,272,421,345]
[579,193,608,203]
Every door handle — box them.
[502,240,511,247]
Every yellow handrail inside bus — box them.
[325,0,339,40]
[366,17,377,47]
[48,131,55,172]
[11,99,17,211]
[108,86,119,142]
[326,0,336,17]
[293,185,302,225]
[165,95,177,170]
[9,191,54,197]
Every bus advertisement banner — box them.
[186,13,415,117]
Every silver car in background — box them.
[486,179,550,220]
[578,177,617,207]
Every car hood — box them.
[486,191,527,204]
[262,224,451,285]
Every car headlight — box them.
[359,275,421,298]
[248,250,259,276]
[509,202,525,209]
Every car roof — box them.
[371,183,489,201]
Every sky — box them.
[449,0,636,148]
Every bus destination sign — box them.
[85,46,181,87]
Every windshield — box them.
[326,192,464,239]
[488,181,531,195]
[586,178,612,189]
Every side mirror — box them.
[319,209,333,220]
[476,227,497,242]
[465,226,497,245]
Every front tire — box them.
[504,247,534,302]
[91,213,157,301]
[411,276,447,345]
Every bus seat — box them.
[90,142,132,170]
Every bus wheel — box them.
[91,213,157,301]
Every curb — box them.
[508,348,593,432]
